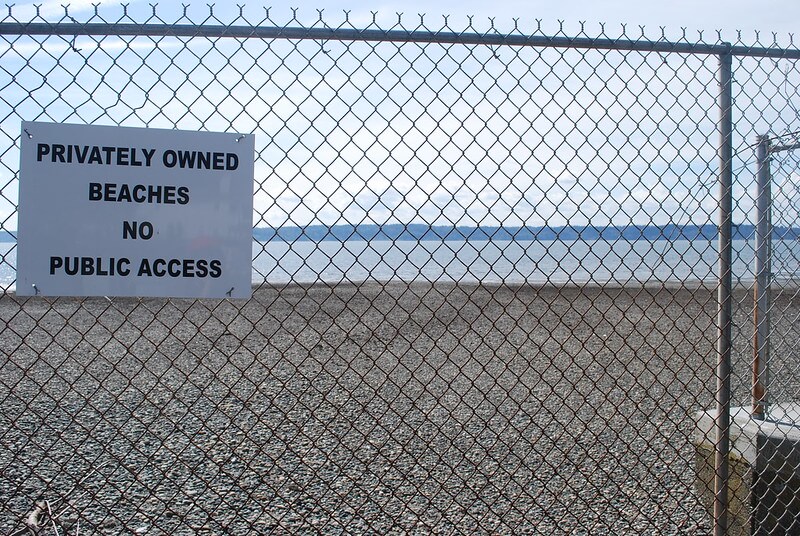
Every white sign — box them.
[16,121,254,298]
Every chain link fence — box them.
[763,140,800,406]
[733,136,800,534]
[0,4,799,534]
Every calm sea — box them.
[3,239,798,290]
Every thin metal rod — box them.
[1,22,800,58]
[770,141,800,154]
[714,47,734,536]
[753,134,771,419]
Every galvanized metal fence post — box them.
[753,134,771,419]
[714,46,734,536]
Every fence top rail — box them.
[1,22,799,59]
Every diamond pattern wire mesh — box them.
[767,142,800,404]
[725,52,800,534]
[730,135,800,534]
[0,4,798,535]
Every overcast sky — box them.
[3,0,797,230]
[8,0,800,44]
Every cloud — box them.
[3,1,798,232]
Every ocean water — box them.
[250,239,772,285]
[3,239,798,291]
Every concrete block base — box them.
[694,404,800,535]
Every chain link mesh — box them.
[766,141,800,404]
[0,4,799,534]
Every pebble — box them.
[0,283,735,534]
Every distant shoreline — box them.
[252,223,789,242]
[3,223,799,244]
[3,236,798,290]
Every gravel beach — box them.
[0,282,783,534]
